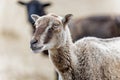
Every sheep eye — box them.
[53,23,59,26]
[52,23,59,29]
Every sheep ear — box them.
[17,1,27,5]
[62,14,73,26]
[43,2,51,7]
[31,14,40,22]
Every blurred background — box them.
[0,0,120,80]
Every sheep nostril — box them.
[30,39,38,45]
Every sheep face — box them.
[30,14,72,53]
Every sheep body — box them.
[74,37,120,80]
[49,27,120,80]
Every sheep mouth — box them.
[31,46,43,52]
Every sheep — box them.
[69,15,120,42]
[18,0,51,33]
[30,13,120,80]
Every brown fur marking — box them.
[44,28,53,44]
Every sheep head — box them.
[30,13,72,53]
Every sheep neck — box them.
[49,27,75,80]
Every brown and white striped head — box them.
[30,13,72,53]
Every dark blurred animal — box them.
[69,15,120,42]
[18,0,51,33]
